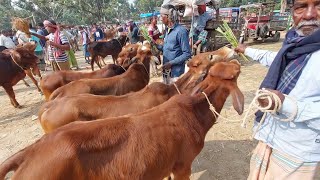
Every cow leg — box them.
[112,55,118,64]
[3,84,21,108]
[90,55,97,71]
[101,57,107,66]
[22,79,30,87]
[172,166,191,180]
[96,57,102,69]
[25,69,42,93]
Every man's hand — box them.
[258,89,285,110]
[161,63,172,70]
[235,44,248,54]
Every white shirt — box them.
[0,35,16,49]
[245,47,320,162]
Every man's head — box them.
[1,29,10,36]
[198,4,206,15]
[160,4,176,26]
[292,0,320,36]
[37,22,44,29]
[43,20,57,33]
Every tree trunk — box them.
[280,0,287,13]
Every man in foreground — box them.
[236,0,320,179]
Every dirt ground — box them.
[0,36,314,179]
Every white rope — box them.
[10,53,25,70]
[120,65,127,72]
[173,83,181,94]
[202,92,241,122]
[202,88,298,139]
[241,88,298,139]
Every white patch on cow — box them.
[141,45,147,51]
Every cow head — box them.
[116,44,139,67]
[120,45,152,69]
[10,42,40,75]
[192,60,244,115]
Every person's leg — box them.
[57,61,70,71]
[264,149,319,180]
[247,141,272,180]
[51,61,58,71]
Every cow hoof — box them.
[15,105,23,109]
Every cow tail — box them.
[0,149,26,180]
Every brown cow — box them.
[40,43,140,101]
[49,45,152,101]
[0,43,41,108]
[38,52,226,133]
[88,34,128,71]
[0,60,244,180]
[40,64,125,101]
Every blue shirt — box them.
[157,23,191,77]
[94,28,104,41]
[129,26,139,44]
[192,12,212,32]
[245,47,320,162]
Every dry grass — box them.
[11,17,31,38]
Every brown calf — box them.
[0,60,244,180]
[0,43,41,108]
[49,45,152,101]
[38,51,225,133]
[40,64,125,101]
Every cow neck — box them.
[116,36,128,48]
[168,71,198,96]
[140,57,150,76]
[9,53,26,71]
[191,79,231,134]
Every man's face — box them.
[293,0,320,36]
[161,14,169,25]
[45,26,56,33]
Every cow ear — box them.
[230,85,244,115]
[209,63,240,80]
[10,50,21,62]
[208,54,223,63]
[230,59,240,65]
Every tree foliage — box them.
[0,0,285,30]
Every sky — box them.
[128,0,134,4]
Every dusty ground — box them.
[1,36,315,179]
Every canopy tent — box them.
[139,12,160,18]
[161,0,220,17]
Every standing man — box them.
[92,23,104,41]
[0,29,16,49]
[189,3,213,50]
[128,20,140,44]
[235,0,320,179]
[79,26,91,64]
[155,4,191,84]
[31,20,71,71]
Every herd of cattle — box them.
[0,38,245,179]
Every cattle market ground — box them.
[1,36,319,179]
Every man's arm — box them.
[168,29,191,65]
[31,32,48,41]
[278,96,320,131]
[235,44,278,67]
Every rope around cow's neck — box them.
[173,83,181,94]
[10,53,26,71]
[201,89,298,139]
[120,65,127,72]
[139,62,149,76]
